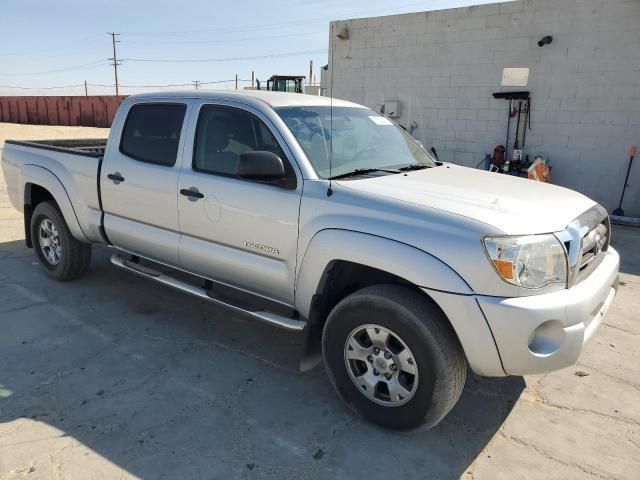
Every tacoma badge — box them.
[243,241,280,255]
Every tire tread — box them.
[31,201,92,281]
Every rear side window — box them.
[120,103,186,166]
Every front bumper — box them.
[477,247,620,376]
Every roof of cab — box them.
[129,90,367,109]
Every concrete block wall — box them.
[328,0,640,216]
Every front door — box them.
[101,100,190,266]
[177,102,302,305]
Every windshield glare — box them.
[275,106,436,178]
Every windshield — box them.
[276,106,437,178]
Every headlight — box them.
[482,234,567,289]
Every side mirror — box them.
[236,151,286,183]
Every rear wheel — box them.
[31,201,92,281]
[322,285,466,430]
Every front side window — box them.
[120,103,186,166]
[193,105,287,177]
[276,106,436,178]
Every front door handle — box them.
[107,172,125,183]
[180,188,204,199]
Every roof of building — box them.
[130,90,365,109]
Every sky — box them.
[0,0,496,96]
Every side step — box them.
[110,255,305,332]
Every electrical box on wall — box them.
[382,101,401,118]
[501,68,530,87]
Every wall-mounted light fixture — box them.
[537,35,553,47]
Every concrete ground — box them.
[0,123,638,480]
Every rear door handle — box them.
[107,172,125,183]
[180,188,204,199]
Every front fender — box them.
[294,229,506,376]
[294,228,472,318]
[22,164,88,243]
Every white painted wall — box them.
[328,0,640,216]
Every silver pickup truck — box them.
[2,91,619,430]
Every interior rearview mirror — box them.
[236,151,286,182]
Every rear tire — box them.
[322,284,466,430]
[30,201,92,281]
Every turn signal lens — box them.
[492,259,514,280]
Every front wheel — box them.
[322,285,467,430]
[31,201,92,281]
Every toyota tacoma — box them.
[1,91,619,430]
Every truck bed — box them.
[2,137,108,244]
[4,138,107,157]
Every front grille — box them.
[577,220,609,277]
[556,204,610,287]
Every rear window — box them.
[120,103,186,166]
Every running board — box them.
[110,255,304,332]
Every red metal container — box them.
[0,96,127,128]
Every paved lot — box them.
[0,124,638,479]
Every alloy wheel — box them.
[38,218,62,266]
[344,324,419,406]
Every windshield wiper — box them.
[397,164,431,171]
[329,168,400,180]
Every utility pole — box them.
[84,80,88,96]
[309,60,314,86]
[251,71,255,88]
[192,80,200,90]
[235,74,238,90]
[106,32,121,96]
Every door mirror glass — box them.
[236,151,286,182]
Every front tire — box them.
[31,201,92,281]
[322,285,466,430]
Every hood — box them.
[337,164,597,235]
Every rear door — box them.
[176,101,303,305]
[101,99,191,265]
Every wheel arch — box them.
[295,229,473,371]
[22,165,87,247]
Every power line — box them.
[0,60,106,77]
[121,30,326,46]
[0,83,85,90]
[200,79,251,85]
[0,35,103,58]
[88,82,192,88]
[122,49,325,63]
[88,80,252,88]
[0,79,253,91]
[122,17,328,37]
[0,42,107,62]
[0,37,326,78]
